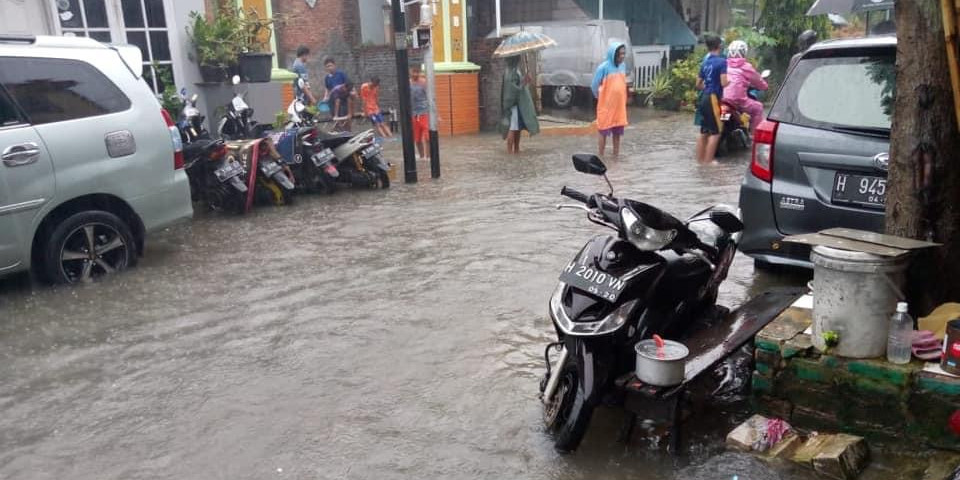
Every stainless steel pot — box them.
[634,338,689,387]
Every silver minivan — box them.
[0,35,192,284]
[493,20,635,108]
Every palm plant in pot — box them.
[187,9,243,83]
[648,70,680,111]
[237,7,278,83]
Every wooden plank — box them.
[820,228,941,249]
[782,232,909,257]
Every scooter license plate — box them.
[558,261,626,303]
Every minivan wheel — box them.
[43,211,137,284]
[551,86,576,109]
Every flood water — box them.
[1,110,831,479]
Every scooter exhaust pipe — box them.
[542,346,569,405]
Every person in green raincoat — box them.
[499,56,540,154]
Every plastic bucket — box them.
[810,245,909,358]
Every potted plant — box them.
[237,7,278,83]
[648,71,680,111]
[187,9,243,83]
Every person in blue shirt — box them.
[323,57,351,130]
[290,45,316,105]
[695,34,729,164]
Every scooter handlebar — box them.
[560,186,589,204]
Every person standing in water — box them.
[498,56,540,154]
[591,43,629,156]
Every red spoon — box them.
[653,334,665,358]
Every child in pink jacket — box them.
[723,40,768,133]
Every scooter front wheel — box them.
[543,362,595,452]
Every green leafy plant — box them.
[822,330,840,352]
[154,64,182,118]
[670,46,707,108]
[756,0,831,82]
[186,8,244,68]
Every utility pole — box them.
[420,0,440,178]
[392,0,417,183]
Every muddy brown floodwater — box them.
[2,109,859,480]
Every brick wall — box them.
[272,0,422,114]
[273,0,362,91]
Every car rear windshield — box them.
[769,47,895,133]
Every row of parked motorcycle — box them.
[176,76,392,214]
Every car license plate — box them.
[832,173,887,209]
[558,260,626,303]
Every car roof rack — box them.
[0,34,37,44]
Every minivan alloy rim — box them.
[59,223,129,283]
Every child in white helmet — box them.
[723,40,768,133]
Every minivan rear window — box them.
[769,48,895,133]
[0,57,131,125]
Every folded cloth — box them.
[913,331,943,360]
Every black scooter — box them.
[540,154,743,452]
[178,89,248,213]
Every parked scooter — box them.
[717,69,771,157]
[216,76,296,207]
[278,99,341,194]
[177,89,249,213]
[539,154,743,452]
[286,93,390,189]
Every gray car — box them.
[0,35,192,284]
[738,36,895,268]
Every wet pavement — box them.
[0,109,845,480]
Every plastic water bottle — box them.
[887,302,913,364]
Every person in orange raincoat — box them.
[591,43,629,156]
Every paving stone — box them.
[726,414,768,451]
[917,371,960,396]
[782,333,813,359]
[846,358,913,388]
[757,307,813,350]
[810,434,870,480]
[767,432,803,460]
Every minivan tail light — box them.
[751,120,778,182]
[161,108,185,170]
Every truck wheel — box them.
[551,86,576,109]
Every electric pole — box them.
[392,0,417,183]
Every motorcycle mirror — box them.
[572,154,607,176]
[761,69,771,79]
[295,101,306,113]
[232,75,241,85]
[190,93,199,103]
[709,210,745,233]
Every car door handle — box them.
[2,143,40,167]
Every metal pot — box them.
[634,338,689,387]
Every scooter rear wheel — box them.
[544,363,595,452]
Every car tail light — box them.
[751,120,778,182]
[161,108,185,170]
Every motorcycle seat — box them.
[183,139,217,158]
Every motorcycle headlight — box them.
[621,207,676,251]
[549,283,637,336]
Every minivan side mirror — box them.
[572,154,607,176]
[710,210,744,233]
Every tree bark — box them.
[887,0,960,312]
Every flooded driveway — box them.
[0,111,813,479]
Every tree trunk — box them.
[887,0,960,313]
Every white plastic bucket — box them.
[810,246,909,358]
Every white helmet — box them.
[728,40,749,58]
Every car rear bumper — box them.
[738,172,813,268]
[130,170,194,233]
